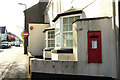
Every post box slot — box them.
[90,36,98,38]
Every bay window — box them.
[63,16,80,47]
[55,15,80,48]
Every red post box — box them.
[88,31,102,63]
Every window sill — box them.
[51,48,73,53]
[43,48,54,51]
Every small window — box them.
[46,30,55,48]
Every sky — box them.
[0,0,39,39]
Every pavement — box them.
[0,45,29,80]
[0,49,4,52]
[4,53,28,78]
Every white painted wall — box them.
[28,23,49,56]
[82,0,113,18]
[43,51,51,59]
[73,18,117,78]
[51,53,74,61]
[30,0,119,79]
[30,18,117,79]
[51,0,113,19]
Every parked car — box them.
[10,42,14,46]
[15,41,20,47]
[8,42,11,48]
[1,41,8,48]
[13,41,15,46]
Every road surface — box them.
[0,45,28,79]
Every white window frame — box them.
[55,18,62,48]
[62,14,81,48]
[55,14,82,49]
[45,30,55,49]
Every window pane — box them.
[55,34,60,47]
[62,16,80,48]
[55,21,60,33]
[47,31,55,48]
[48,31,55,39]
[2,27,5,34]
[51,44,55,47]
[48,44,51,47]
[63,25,69,31]
[51,31,55,34]
[63,18,68,25]
[48,40,51,43]
[67,40,73,47]
[51,35,55,39]
[63,18,69,31]
[48,33,51,39]
[51,40,55,47]
[48,40,50,47]
[69,17,74,25]
[63,33,73,47]
[68,25,72,31]
[48,40,55,47]
[51,31,55,38]
[51,40,55,44]
[69,17,74,31]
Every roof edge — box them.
[72,16,112,24]
[43,28,55,33]
[52,10,82,22]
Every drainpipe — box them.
[113,1,118,79]
[118,1,120,80]
[113,0,120,79]
[24,10,28,55]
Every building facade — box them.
[24,1,48,54]
[27,0,120,79]
[0,26,7,41]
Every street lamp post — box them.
[18,3,27,54]
[18,3,27,9]
[18,3,27,31]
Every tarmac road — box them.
[0,45,28,79]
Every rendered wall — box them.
[30,18,117,78]
[82,0,113,18]
[43,51,51,59]
[73,17,117,78]
[28,23,49,56]
[51,0,113,19]
[51,53,74,61]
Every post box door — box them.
[88,31,102,63]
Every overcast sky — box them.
[0,0,39,39]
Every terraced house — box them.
[26,0,120,79]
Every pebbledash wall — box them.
[30,0,119,79]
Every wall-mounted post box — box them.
[88,31,102,63]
